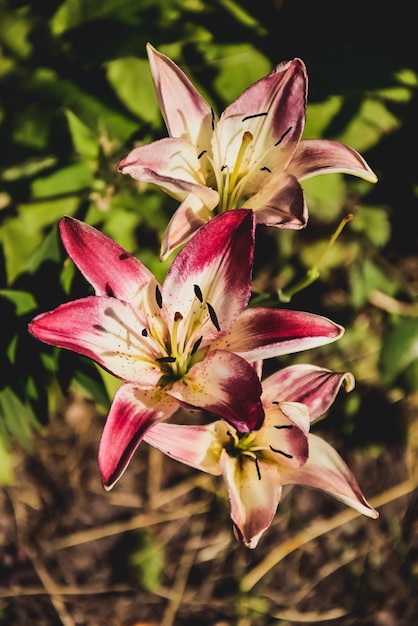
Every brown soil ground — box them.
[1,390,417,626]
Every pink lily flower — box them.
[118,44,377,259]
[144,364,378,548]
[28,210,344,490]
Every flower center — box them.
[143,282,221,384]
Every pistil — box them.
[228,131,253,195]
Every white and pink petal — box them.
[144,420,228,475]
[243,171,308,229]
[59,217,156,303]
[99,384,179,489]
[262,364,355,423]
[216,58,307,174]
[160,192,214,261]
[118,138,219,207]
[167,349,264,432]
[162,210,255,345]
[213,308,344,361]
[220,450,282,548]
[279,433,378,519]
[146,43,215,147]
[28,296,164,385]
[256,402,310,468]
[289,139,378,182]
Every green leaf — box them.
[0,387,40,451]
[63,109,100,169]
[0,289,37,315]
[301,174,347,223]
[105,57,160,125]
[129,530,164,593]
[50,0,143,35]
[350,206,392,248]
[31,162,93,198]
[337,97,401,153]
[0,439,15,485]
[0,197,78,283]
[0,7,34,59]
[379,318,418,385]
[304,96,343,139]
[200,43,272,106]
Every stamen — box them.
[194,284,203,303]
[242,112,268,122]
[105,283,115,297]
[275,126,292,146]
[93,324,106,332]
[207,302,220,331]
[211,108,215,131]
[191,336,203,356]
[261,166,271,172]
[254,457,261,480]
[221,165,228,171]
[174,311,183,322]
[141,328,148,337]
[157,356,176,363]
[270,446,293,459]
[155,285,163,309]
[274,424,294,430]
[198,150,207,159]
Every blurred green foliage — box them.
[1,0,417,469]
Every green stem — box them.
[278,213,353,303]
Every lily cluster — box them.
[28,44,378,548]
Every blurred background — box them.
[0,0,417,624]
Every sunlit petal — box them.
[262,364,355,423]
[214,308,344,360]
[163,210,255,344]
[144,420,228,475]
[290,139,378,182]
[220,450,282,549]
[60,216,156,304]
[28,296,163,385]
[118,137,219,206]
[146,43,215,146]
[99,384,179,489]
[216,58,307,174]
[160,193,215,261]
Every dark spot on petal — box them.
[255,457,261,480]
[275,126,292,146]
[93,324,106,332]
[155,285,163,308]
[119,252,130,260]
[105,283,115,297]
[207,302,220,331]
[194,284,203,303]
[191,336,203,355]
[270,446,293,459]
[242,112,268,122]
